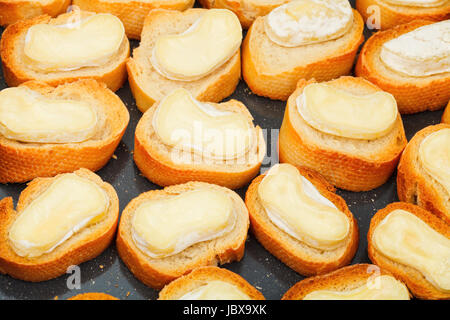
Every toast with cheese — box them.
[158,266,265,300]
[443,101,450,123]
[68,293,119,300]
[127,8,242,112]
[0,169,119,282]
[355,20,450,114]
[0,10,130,92]
[245,164,359,276]
[279,76,407,192]
[116,182,250,289]
[397,124,450,224]
[0,80,130,184]
[72,0,195,39]
[0,0,70,26]
[282,264,410,300]
[368,202,450,300]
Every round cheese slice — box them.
[179,281,252,300]
[384,0,448,7]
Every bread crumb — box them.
[112,155,117,160]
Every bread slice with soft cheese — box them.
[397,124,450,224]
[0,79,130,184]
[368,202,450,300]
[279,76,407,192]
[245,164,359,276]
[134,88,266,190]
[0,168,119,282]
[0,10,130,92]
[127,8,242,112]
[158,266,265,300]
[72,0,195,39]
[242,0,364,101]
[443,101,450,123]
[0,0,70,26]
[356,0,450,31]
[356,20,450,114]
[116,181,249,289]
[68,293,119,300]
[282,264,411,300]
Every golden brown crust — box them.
[0,0,71,26]
[443,101,450,124]
[368,202,450,300]
[68,293,119,300]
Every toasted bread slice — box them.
[0,169,119,282]
[355,20,450,114]
[282,264,411,300]
[356,0,450,30]
[0,80,130,184]
[397,124,450,224]
[278,76,407,192]
[0,10,130,92]
[443,101,450,124]
[158,266,265,300]
[0,0,70,26]
[116,182,249,289]
[72,0,195,39]
[68,293,119,300]
[245,165,359,276]
[127,8,241,112]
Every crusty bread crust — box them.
[116,182,250,289]
[73,0,195,39]
[282,264,409,300]
[0,11,130,92]
[158,266,265,300]
[356,0,450,30]
[278,76,407,192]
[245,166,358,276]
[0,80,130,184]
[397,124,450,224]
[0,0,70,26]
[368,202,450,300]
[68,293,119,300]
[355,20,450,114]
[443,101,450,124]
[0,169,119,282]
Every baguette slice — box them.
[278,76,407,192]
[127,8,241,112]
[397,124,450,224]
[245,165,359,276]
[0,168,119,282]
[368,202,450,300]
[356,0,450,30]
[158,266,265,300]
[0,10,130,92]
[68,293,119,300]
[0,80,130,184]
[282,264,410,300]
[72,0,195,39]
[116,182,250,289]
[443,101,450,124]
[355,20,450,114]
[0,0,70,26]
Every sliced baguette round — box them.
[368,202,450,300]
[158,266,265,300]
[127,8,241,113]
[278,76,407,192]
[245,165,359,276]
[68,293,119,300]
[116,182,249,289]
[0,10,130,92]
[355,20,450,114]
[72,0,195,39]
[241,9,364,101]
[0,80,130,184]
[443,101,450,124]
[0,0,71,26]
[397,124,450,225]
[0,168,119,282]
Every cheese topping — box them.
[303,275,410,300]
[179,281,252,300]
[297,83,398,140]
[373,210,450,292]
[0,87,97,143]
[153,88,254,160]
[151,9,242,81]
[419,128,450,195]
[24,14,125,72]
[131,188,236,258]
[258,164,350,250]
[380,20,450,77]
[384,0,448,7]
[9,174,109,258]
[264,0,353,47]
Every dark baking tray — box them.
[0,1,445,300]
